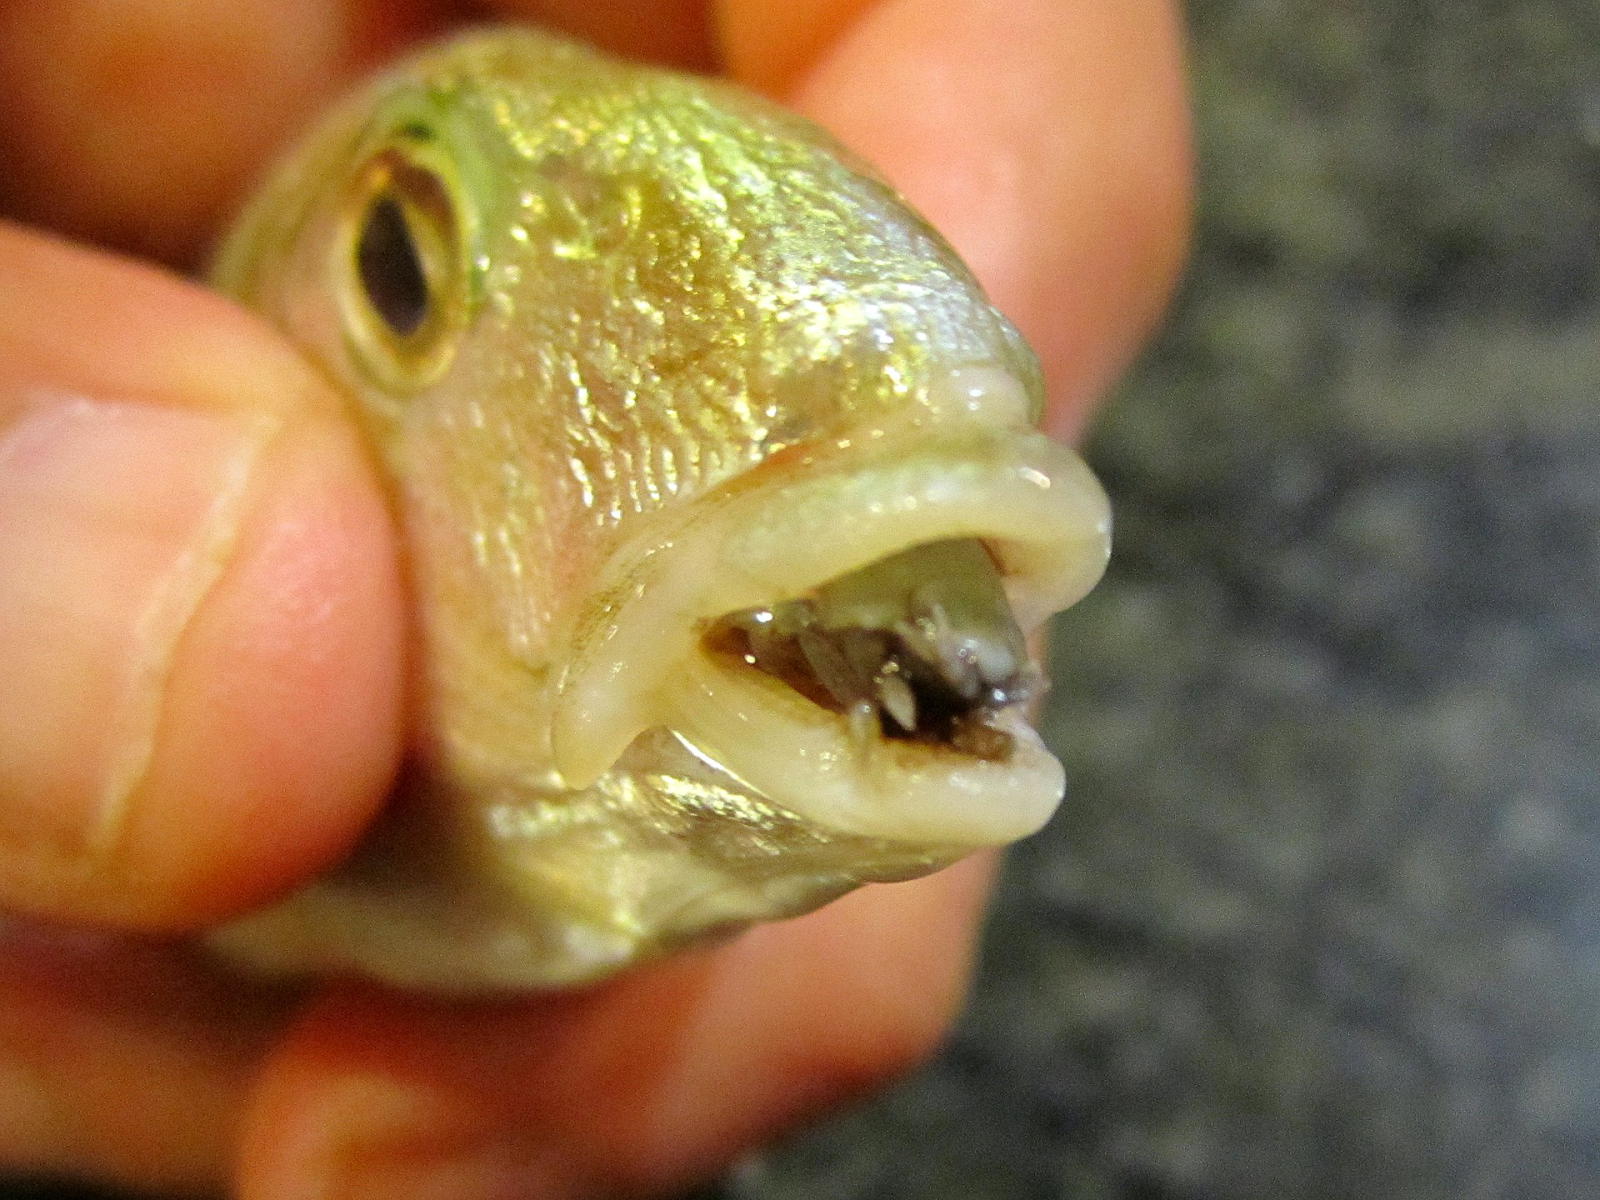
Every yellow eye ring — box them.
[339,135,470,392]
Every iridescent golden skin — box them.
[208,29,1111,989]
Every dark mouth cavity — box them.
[701,539,1038,761]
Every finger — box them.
[237,855,995,1200]
[723,0,1193,438]
[0,223,404,928]
[480,0,717,71]
[714,0,872,95]
[0,921,293,1193]
[0,0,447,265]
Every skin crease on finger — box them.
[0,1,1191,1195]
[0,224,406,929]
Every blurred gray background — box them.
[9,1,1599,1198]
[693,1,1600,1198]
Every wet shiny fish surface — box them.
[208,28,1111,989]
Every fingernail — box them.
[0,397,274,865]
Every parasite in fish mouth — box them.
[702,538,1039,761]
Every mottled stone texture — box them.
[696,2,1600,1199]
[8,2,1600,1199]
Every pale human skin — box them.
[0,2,1190,1197]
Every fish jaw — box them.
[550,365,1110,849]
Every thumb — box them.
[0,222,403,929]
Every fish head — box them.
[213,31,1110,982]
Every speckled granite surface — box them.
[691,3,1600,1199]
[9,3,1599,1198]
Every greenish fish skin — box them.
[207,28,1111,990]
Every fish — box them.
[205,27,1111,990]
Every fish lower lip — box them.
[664,652,1065,845]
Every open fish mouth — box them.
[701,537,1037,762]
[552,381,1111,849]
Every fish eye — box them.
[340,137,468,390]
[357,189,429,338]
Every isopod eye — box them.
[341,138,468,390]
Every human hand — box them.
[0,2,1190,1196]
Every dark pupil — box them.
[356,191,429,337]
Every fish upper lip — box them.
[712,423,1111,629]
[548,425,1110,806]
